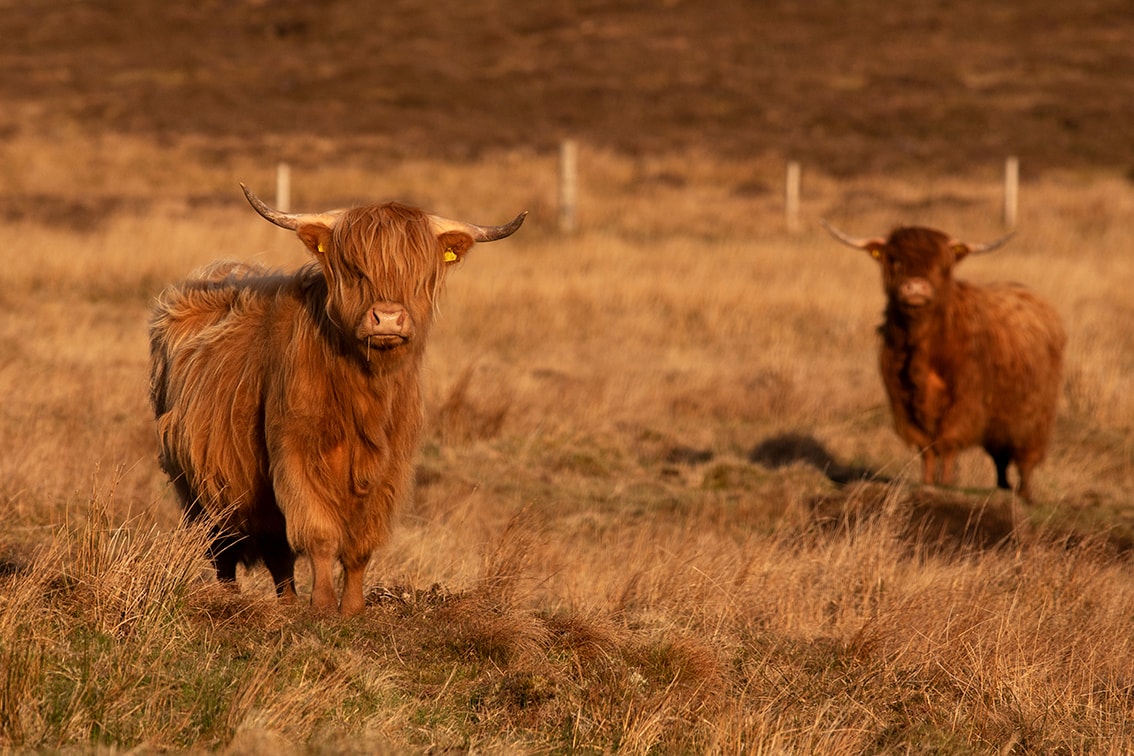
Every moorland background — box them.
[1,1,1134,752]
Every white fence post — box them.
[276,162,291,213]
[1003,156,1018,229]
[558,139,578,234]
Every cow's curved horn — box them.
[240,183,343,230]
[820,219,882,250]
[430,211,528,242]
[964,232,1015,255]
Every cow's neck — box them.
[883,298,958,399]
[884,295,956,352]
[299,306,426,423]
[322,343,424,476]
[335,344,423,407]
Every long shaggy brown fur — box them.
[149,200,508,616]
[862,226,1065,500]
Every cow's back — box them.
[953,281,1065,453]
[150,262,303,529]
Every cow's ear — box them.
[865,242,886,261]
[438,231,474,264]
[297,223,333,259]
[951,243,972,262]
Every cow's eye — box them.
[342,262,367,282]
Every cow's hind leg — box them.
[990,449,1013,491]
[208,532,242,590]
[259,536,298,604]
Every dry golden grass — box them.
[1,132,1133,752]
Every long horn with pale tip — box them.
[429,211,528,242]
[240,183,344,229]
[820,219,884,249]
[963,232,1015,255]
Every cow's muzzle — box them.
[897,278,934,308]
[359,303,414,347]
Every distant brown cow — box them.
[150,185,525,616]
[822,222,1065,501]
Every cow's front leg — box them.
[939,450,958,487]
[339,557,369,618]
[272,447,344,614]
[920,447,938,485]
[308,547,339,613]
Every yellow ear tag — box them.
[444,247,458,263]
[317,242,325,254]
[870,249,882,259]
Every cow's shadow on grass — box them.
[747,432,889,486]
[808,481,1020,558]
[748,432,1017,557]
[806,481,1134,560]
[748,432,1134,560]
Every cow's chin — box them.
[361,334,410,354]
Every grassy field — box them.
[1,127,1133,751]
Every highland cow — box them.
[822,222,1064,501]
[150,185,525,616]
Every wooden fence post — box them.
[785,161,801,233]
[558,139,577,234]
[1003,156,1018,229]
[276,162,291,213]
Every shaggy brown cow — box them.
[150,185,525,616]
[822,222,1065,501]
